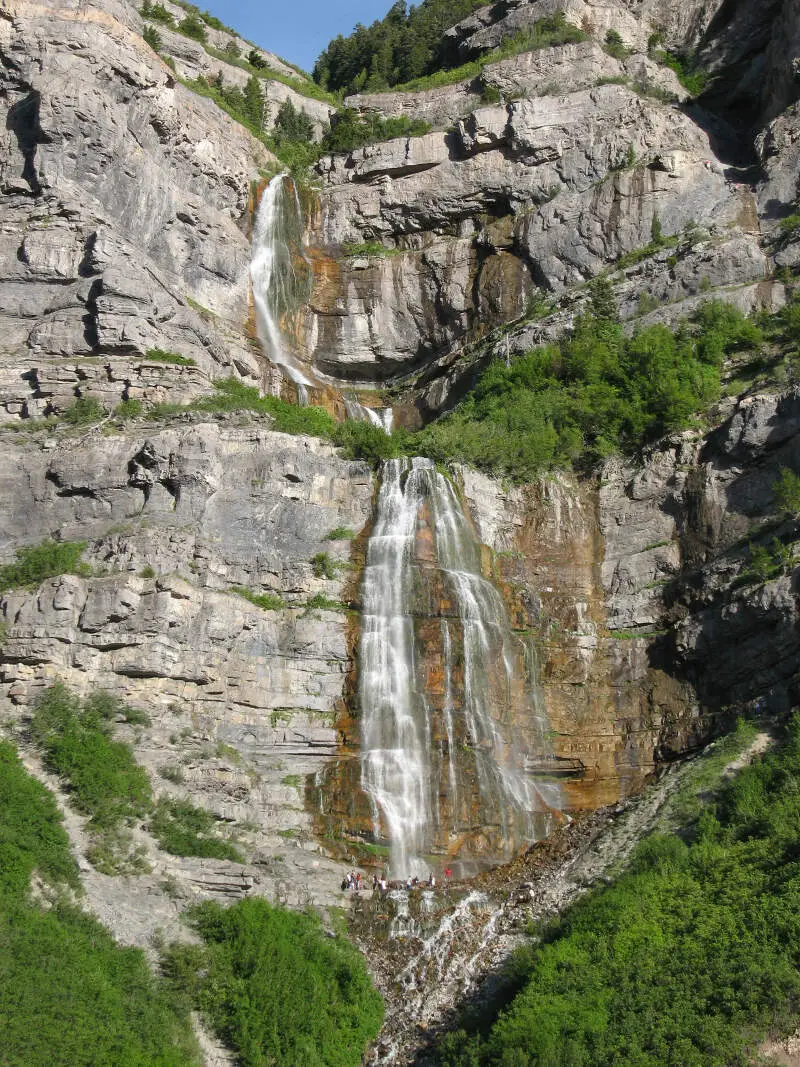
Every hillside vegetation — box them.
[334,290,777,480]
[1,683,385,1066]
[438,715,800,1065]
[163,898,384,1066]
[314,0,489,92]
[0,741,199,1066]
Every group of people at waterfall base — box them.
[341,869,452,893]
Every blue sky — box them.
[205,1,390,73]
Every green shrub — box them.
[604,28,627,58]
[114,398,143,420]
[144,348,197,366]
[779,214,800,236]
[0,539,89,592]
[163,897,383,1066]
[655,49,709,96]
[195,378,337,437]
[272,99,315,147]
[305,592,344,611]
[142,23,161,51]
[30,684,153,831]
[442,714,800,1065]
[62,396,104,425]
[178,12,206,41]
[342,241,392,258]
[323,110,432,154]
[150,798,244,862]
[325,526,356,541]
[331,418,401,464]
[774,467,800,516]
[311,552,338,579]
[140,0,174,26]
[230,585,285,611]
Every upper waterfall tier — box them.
[250,174,314,401]
[359,457,561,877]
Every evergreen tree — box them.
[589,276,619,324]
[273,100,314,145]
[243,75,264,131]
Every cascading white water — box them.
[250,173,313,403]
[343,396,394,432]
[359,457,561,877]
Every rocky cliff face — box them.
[299,0,795,417]
[1,0,799,975]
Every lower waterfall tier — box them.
[314,458,563,877]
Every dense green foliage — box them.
[0,740,79,896]
[314,0,487,92]
[196,377,338,436]
[0,539,89,591]
[164,898,383,1066]
[0,741,199,1066]
[439,715,800,1065]
[333,294,763,479]
[31,685,152,831]
[315,6,585,94]
[775,467,800,516]
[322,109,431,152]
[413,294,760,477]
[150,799,244,862]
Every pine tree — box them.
[590,277,618,324]
[243,76,264,133]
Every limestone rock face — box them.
[458,387,800,805]
[0,420,373,909]
[294,0,799,402]
[0,0,273,420]
[306,79,761,384]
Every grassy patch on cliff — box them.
[29,684,245,869]
[0,740,199,1066]
[195,377,338,436]
[438,715,800,1066]
[386,15,587,94]
[163,897,383,1066]
[0,539,90,592]
[150,798,245,863]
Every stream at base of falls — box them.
[348,757,697,1065]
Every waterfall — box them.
[359,457,561,877]
[343,396,394,432]
[250,173,313,403]
[250,176,396,427]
